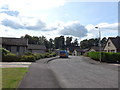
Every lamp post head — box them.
[95,27,98,29]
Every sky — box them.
[0,0,119,42]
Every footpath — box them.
[18,57,61,88]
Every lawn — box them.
[2,68,28,88]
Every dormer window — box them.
[108,42,110,47]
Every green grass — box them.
[2,68,28,88]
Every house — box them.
[89,46,102,52]
[1,37,28,55]
[27,44,46,54]
[104,36,120,52]
[73,49,84,56]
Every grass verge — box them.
[2,68,28,88]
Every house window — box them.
[111,50,115,52]
[17,46,20,52]
[108,42,110,47]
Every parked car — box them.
[59,50,68,58]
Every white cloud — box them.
[85,23,118,40]
[59,21,88,38]
[0,0,66,16]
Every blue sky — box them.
[0,0,118,41]
[46,2,118,25]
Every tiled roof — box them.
[1,37,28,46]
[109,36,120,49]
[28,44,46,50]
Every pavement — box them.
[18,57,61,88]
[0,62,31,68]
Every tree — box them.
[73,38,78,47]
[54,36,65,49]
[66,37,72,48]
[49,38,54,50]
[54,37,59,49]
[80,37,107,49]
[101,37,107,47]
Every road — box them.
[48,56,119,88]
[19,56,119,88]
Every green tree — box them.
[66,37,72,48]
[49,38,54,50]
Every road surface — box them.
[19,56,119,88]
[49,56,118,88]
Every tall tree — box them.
[49,38,54,50]
[54,37,59,49]
[73,38,78,47]
[66,37,72,48]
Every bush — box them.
[44,53,50,58]
[88,52,120,63]
[3,53,20,62]
[0,48,10,56]
[24,52,34,55]
[51,52,57,57]
[21,55,36,62]
[2,50,58,62]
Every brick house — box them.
[104,36,120,53]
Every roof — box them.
[1,37,28,46]
[90,46,100,51]
[108,36,120,49]
[28,44,46,50]
[75,48,84,52]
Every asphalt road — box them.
[19,56,119,89]
[49,56,119,88]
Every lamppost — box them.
[95,27,101,62]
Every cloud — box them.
[0,0,66,16]
[1,18,46,30]
[85,23,118,39]
[1,19,23,29]
[1,10,19,17]
[0,5,19,17]
[25,20,46,30]
[59,21,88,38]
[1,5,9,10]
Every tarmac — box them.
[18,57,61,88]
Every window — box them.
[111,50,115,52]
[17,46,20,52]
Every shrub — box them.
[51,52,57,57]
[21,55,36,62]
[0,48,10,56]
[88,52,120,63]
[3,53,20,62]
[24,52,33,55]
[44,53,50,58]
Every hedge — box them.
[2,49,57,62]
[3,53,20,62]
[88,52,120,63]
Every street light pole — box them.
[95,27,101,62]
